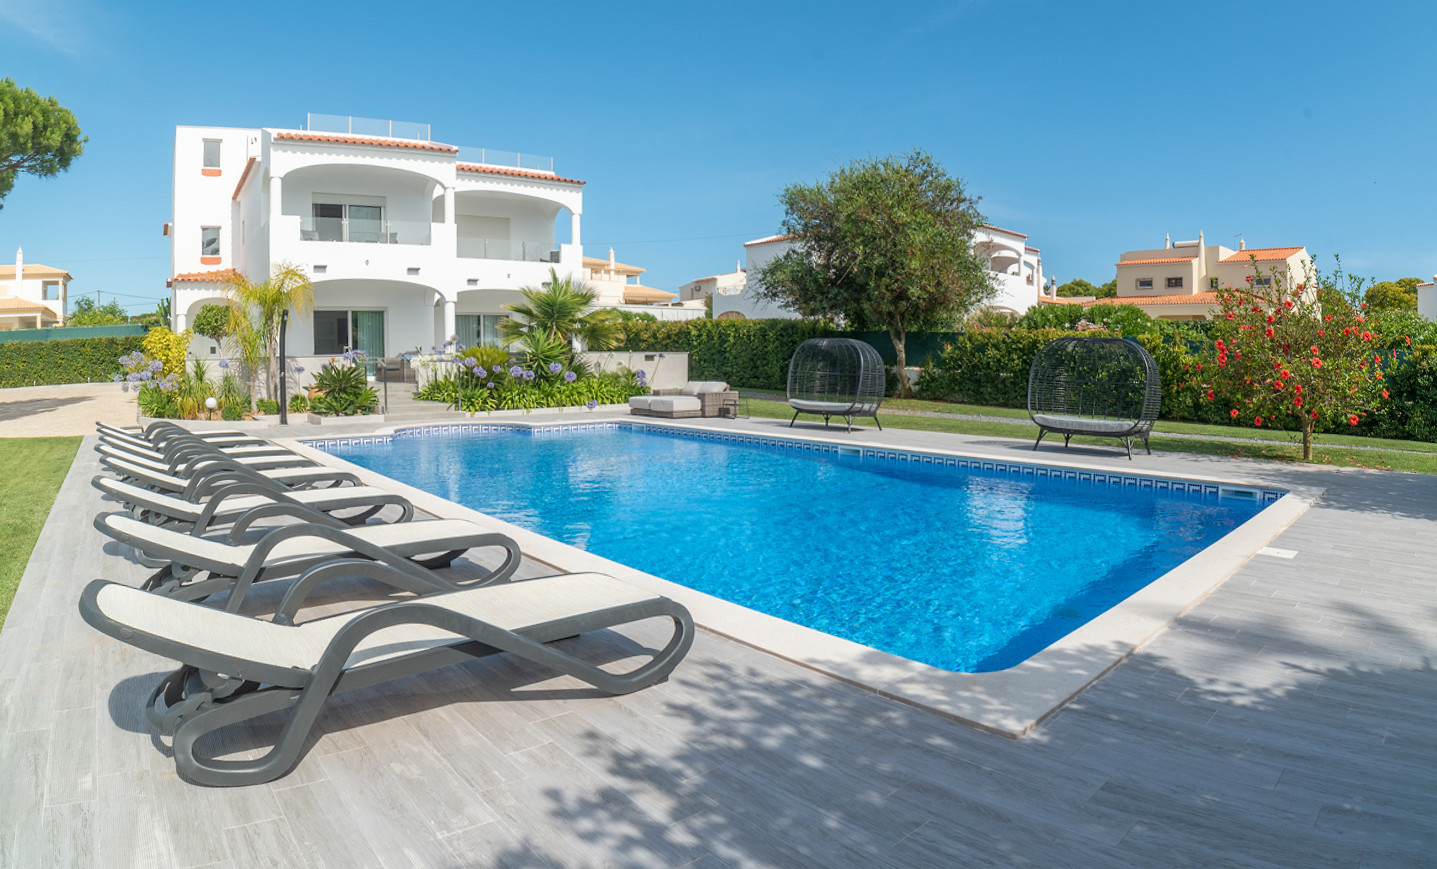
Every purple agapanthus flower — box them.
[492,365,504,375]
[111,374,122,383]
[522,369,536,381]
[586,399,598,409]
[149,359,163,372]
[485,381,494,389]
[293,365,305,374]
[462,357,477,368]
[218,359,230,369]
[548,362,562,374]
[508,366,523,377]
[563,370,577,383]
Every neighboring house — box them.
[677,263,745,305]
[169,116,586,362]
[0,247,69,329]
[714,224,1046,320]
[581,250,677,306]
[1039,233,1312,321]
[1418,276,1437,321]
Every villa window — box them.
[202,140,221,174]
[1166,277,1183,289]
[308,202,385,243]
[41,281,59,301]
[1253,276,1273,287]
[200,226,221,257]
[1136,278,1154,291]
[1210,277,1219,290]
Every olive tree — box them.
[755,150,993,397]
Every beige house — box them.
[0,247,70,329]
[678,262,745,305]
[1041,233,1311,321]
[581,249,677,306]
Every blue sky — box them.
[2,0,1434,313]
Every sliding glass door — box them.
[314,309,385,372]
[455,314,509,348]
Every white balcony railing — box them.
[457,237,560,263]
[305,113,431,141]
[300,216,432,246]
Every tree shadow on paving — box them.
[460,600,1436,868]
[0,396,90,422]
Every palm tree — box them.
[499,269,619,355]
[225,263,313,406]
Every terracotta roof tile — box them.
[1024,246,1041,253]
[273,131,458,153]
[1116,256,1198,266]
[232,156,258,201]
[582,256,644,275]
[744,234,794,246]
[172,268,238,283]
[1095,292,1222,307]
[456,162,583,186]
[0,265,72,280]
[622,285,677,304]
[982,224,1029,239]
[0,297,60,314]
[1219,246,1306,263]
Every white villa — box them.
[677,263,746,306]
[1038,233,1313,321]
[713,225,1046,320]
[169,116,585,361]
[1417,276,1436,321]
[580,250,677,306]
[0,247,69,329]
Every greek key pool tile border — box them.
[305,421,1283,503]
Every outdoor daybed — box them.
[1027,336,1161,459]
[629,381,735,419]
[786,338,885,432]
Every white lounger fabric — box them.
[95,477,402,525]
[103,454,350,491]
[92,572,658,671]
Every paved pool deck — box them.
[0,409,1433,866]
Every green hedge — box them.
[0,336,144,388]
[617,319,836,389]
[914,329,1121,408]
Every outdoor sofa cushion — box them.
[644,396,702,414]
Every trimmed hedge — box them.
[915,328,1118,408]
[0,336,145,388]
[617,319,836,389]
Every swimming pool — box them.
[315,423,1278,672]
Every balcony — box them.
[455,147,554,174]
[302,114,556,174]
[300,216,432,246]
[457,237,560,263]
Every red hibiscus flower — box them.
[1230,409,1239,418]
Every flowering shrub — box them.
[140,327,193,376]
[1198,259,1402,460]
[414,358,645,413]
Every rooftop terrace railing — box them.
[302,115,555,173]
[306,114,432,141]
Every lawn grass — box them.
[0,437,80,629]
[742,397,1437,474]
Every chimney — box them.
[1164,233,1171,249]
[608,247,615,270]
[1198,230,1204,246]
[15,246,22,283]
[1240,238,1246,250]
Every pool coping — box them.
[280,417,1323,738]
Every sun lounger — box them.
[79,569,694,786]
[95,510,522,607]
[99,431,294,461]
[97,443,312,474]
[94,475,415,533]
[98,422,266,448]
[101,453,359,494]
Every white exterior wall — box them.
[0,262,69,320]
[713,238,802,320]
[171,124,584,350]
[1417,280,1436,321]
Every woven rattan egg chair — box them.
[1027,336,1161,459]
[786,338,885,432]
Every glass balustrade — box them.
[455,237,562,262]
[298,216,433,245]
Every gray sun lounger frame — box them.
[95,506,522,609]
[79,569,695,786]
[94,475,415,533]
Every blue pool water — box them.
[318,425,1271,672]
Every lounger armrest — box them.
[698,390,736,416]
[650,388,681,396]
[193,482,301,533]
[271,534,521,624]
[185,466,269,500]
[226,500,348,541]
